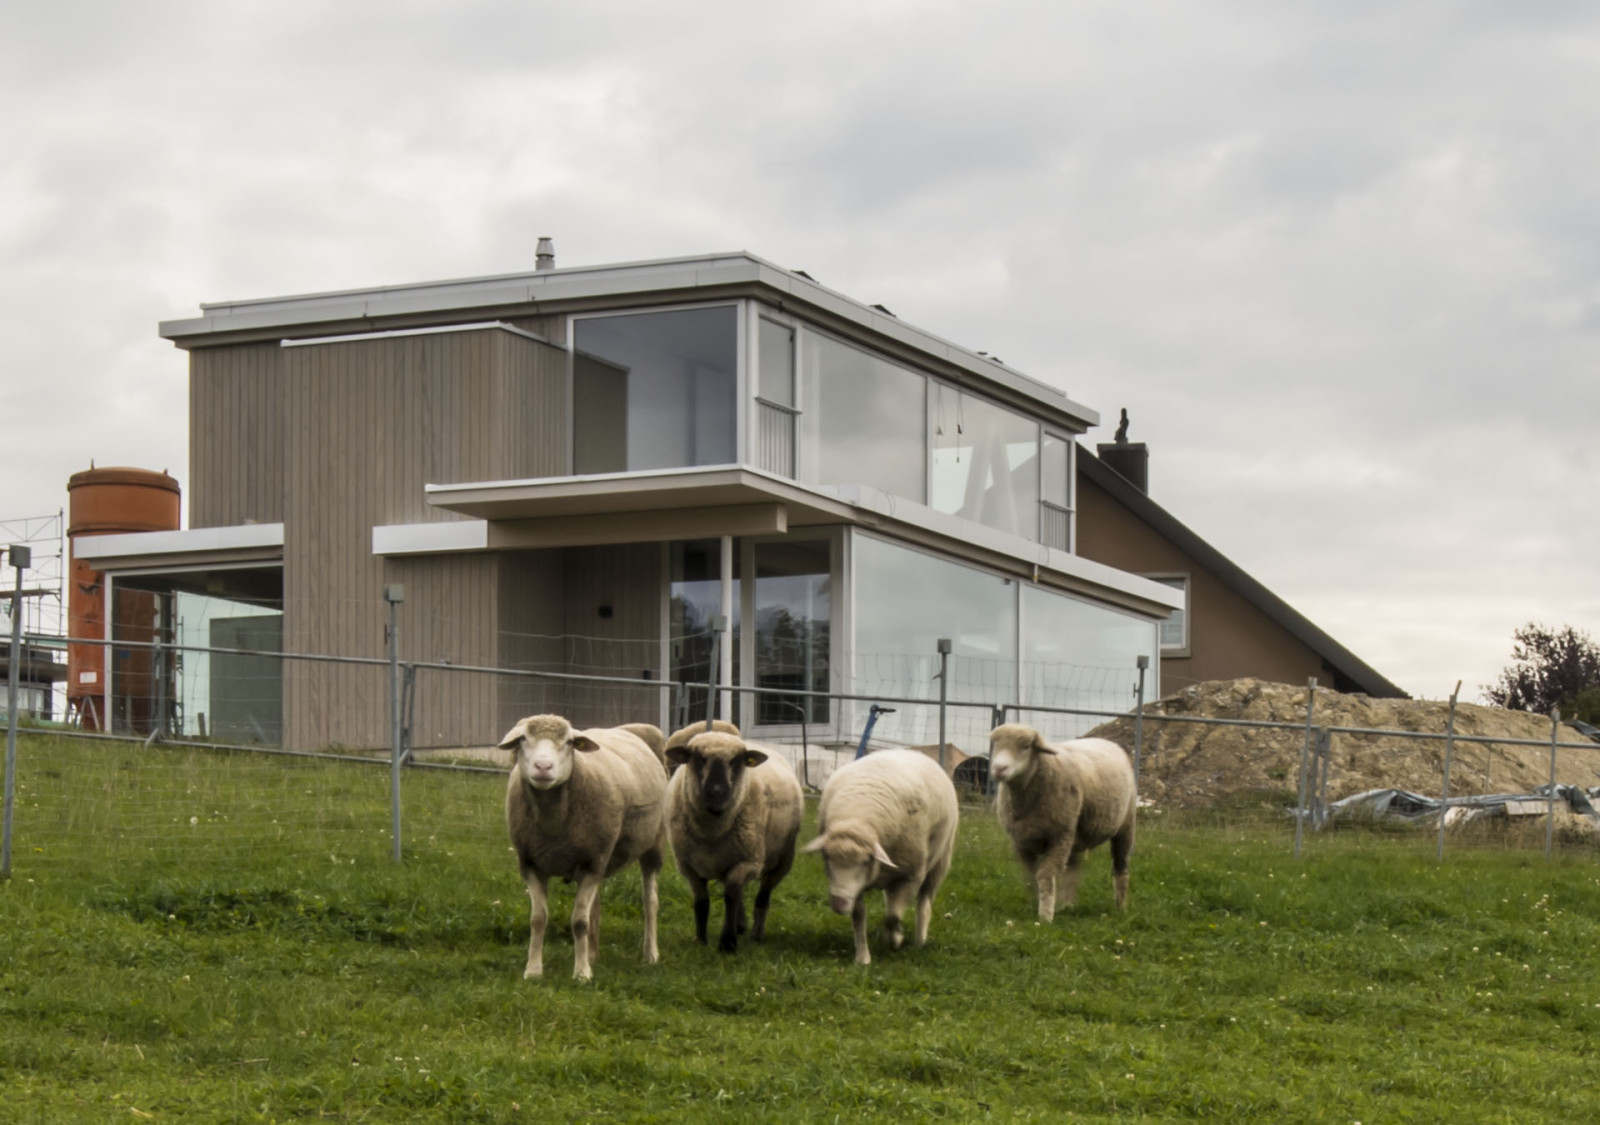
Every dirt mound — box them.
[1085,678,1600,809]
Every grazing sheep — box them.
[663,719,740,775]
[500,714,668,981]
[801,749,959,965]
[617,722,668,769]
[988,724,1136,922]
[665,731,803,953]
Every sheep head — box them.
[667,731,766,815]
[498,714,601,790]
[988,723,1056,786]
[662,719,741,775]
[801,827,897,913]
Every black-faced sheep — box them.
[663,719,740,775]
[664,730,803,953]
[988,723,1136,922]
[801,748,959,965]
[500,714,668,981]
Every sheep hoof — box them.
[523,965,543,979]
[573,968,593,983]
[718,933,738,954]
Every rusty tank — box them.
[66,467,180,731]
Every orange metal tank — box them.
[66,467,181,731]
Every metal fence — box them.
[5,619,1600,878]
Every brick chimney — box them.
[1097,407,1149,494]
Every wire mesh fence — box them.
[6,630,1600,880]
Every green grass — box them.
[4,732,1600,1122]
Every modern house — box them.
[1077,436,1405,698]
[75,248,1186,754]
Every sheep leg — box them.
[751,871,781,942]
[1035,838,1076,922]
[883,881,917,950]
[522,871,549,979]
[1061,848,1084,912]
[640,859,661,965]
[1110,828,1133,910]
[587,890,602,963]
[685,872,711,944]
[570,873,603,982]
[850,895,871,966]
[719,880,745,954]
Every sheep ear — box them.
[496,727,525,752]
[739,750,768,769]
[570,734,601,753]
[800,834,828,855]
[665,746,693,771]
[1031,732,1057,755]
[871,841,897,870]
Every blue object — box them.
[855,704,897,759]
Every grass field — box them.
[3,732,1600,1122]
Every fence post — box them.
[385,584,404,863]
[1316,727,1332,827]
[1133,655,1148,791]
[1293,677,1318,859]
[1436,681,1461,862]
[3,544,30,879]
[1546,707,1560,862]
[936,638,951,774]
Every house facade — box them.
[77,250,1183,753]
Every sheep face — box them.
[499,714,603,791]
[988,723,1056,786]
[666,732,767,816]
[801,830,896,913]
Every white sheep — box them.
[617,722,668,769]
[665,730,804,953]
[801,748,959,965]
[500,714,668,981]
[988,724,1136,922]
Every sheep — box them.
[500,714,668,981]
[663,719,740,774]
[617,722,668,769]
[800,748,959,965]
[664,730,804,953]
[988,724,1136,922]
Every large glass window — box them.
[669,540,739,723]
[930,385,1040,539]
[1020,584,1159,740]
[799,330,926,502]
[851,532,1016,754]
[573,306,738,474]
[109,567,284,744]
[753,540,830,725]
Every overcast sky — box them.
[4,0,1597,704]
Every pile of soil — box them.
[1085,678,1600,810]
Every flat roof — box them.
[159,251,1098,431]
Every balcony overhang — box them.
[423,466,1183,619]
[72,523,285,572]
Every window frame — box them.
[1145,572,1191,657]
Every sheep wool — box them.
[801,748,959,965]
[501,714,668,981]
[989,723,1136,922]
[665,731,804,953]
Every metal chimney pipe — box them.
[535,237,555,271]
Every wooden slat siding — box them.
[188,342,285,528]
[561,544,662,729]
[504,315,566,345]
[495,548,567,733]
[385,552,498,749]
[492,332,569,480]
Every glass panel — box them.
[1041,431,1069,508]
[850,532,1016,755]
[930,384,1040,539]
[110,567,284,743]
[1020,584,1159,740]
[799,330,926,502]
[754,540,830,725]
[670,540,740,723]
[1152,576,1188,649]
[757,319,795,408]
[574,307,738,473]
